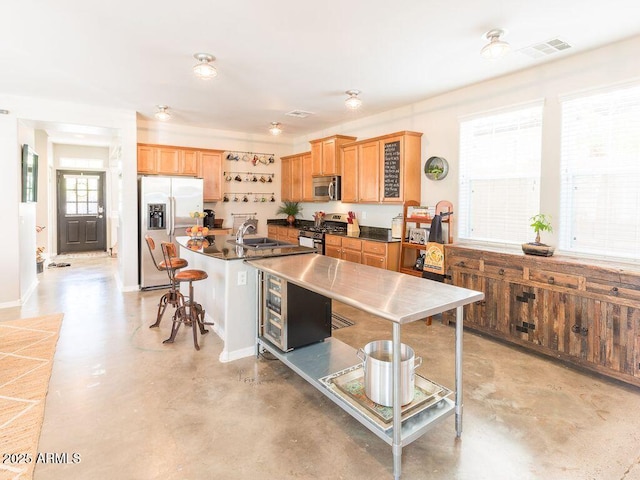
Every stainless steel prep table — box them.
[247,254,484,480]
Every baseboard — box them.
[219,345,256,363]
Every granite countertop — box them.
[267,219,399,243]
[175,235,317,261]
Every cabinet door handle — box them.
[580,327,589,337]
[571,324,580,334]
[455,261,466,267]
[611,286,619,296]
[498,268,505,275]
[547,277,555,285]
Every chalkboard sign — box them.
[383,141,401,198]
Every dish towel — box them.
[428,214,443,244]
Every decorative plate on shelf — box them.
[424,156,449,181]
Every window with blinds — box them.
[458,103,543,244]
[560,83,640,259]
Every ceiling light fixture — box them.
[481,29,511,60]
[269,122,283,136]
[193,53,217,79]
[155,105,171,121]
[345,90,362,110]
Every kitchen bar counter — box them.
[175,234,316,260]
[174,235,315,362]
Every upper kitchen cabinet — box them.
[137,145,157,174]
[137,144,204,177]
[200,150,224,202]
[281,152,308,202]
[341,143,358,203]
[339,131,422,204]
[301,152,314,202]
[310,135,357,176]
[156,147,181,175]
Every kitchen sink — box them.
[227,237,296,249]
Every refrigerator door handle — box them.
[170,196,176,238]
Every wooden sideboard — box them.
[444,244,640,388]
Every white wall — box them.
[292,35,640,240]
[0,94,138,306]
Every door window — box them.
[64,175,100,216]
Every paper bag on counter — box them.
[423,242,445,275]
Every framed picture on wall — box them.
[21,144,38,203]
[408,227,427,245]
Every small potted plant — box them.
[522,213,555,256]
[276,201,302,226]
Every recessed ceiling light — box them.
[193,53,217,79]
[155,105,171,121]
[345,90,362,110]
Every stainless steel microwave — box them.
[312,175,341,201]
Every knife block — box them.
[347,220,360,237]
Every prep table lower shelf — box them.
[257,336,456,447]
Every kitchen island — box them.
[246,254,484,480]
[175,235,316,362]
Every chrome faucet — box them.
[236,221,256,244]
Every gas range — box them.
[299,213,349,239]
[298,213,349,253]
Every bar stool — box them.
[144,235,188,328]
[160,242,213,350]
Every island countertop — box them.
[175,235,316,260]
[246,254,484,324]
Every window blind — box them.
[458,103,543,243]
[560,83,640,259]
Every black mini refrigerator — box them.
[262,273,331,352]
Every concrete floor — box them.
[1,255,640,480]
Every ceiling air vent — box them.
[519,38,572,59]
[285,110,314,119]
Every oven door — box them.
[299,235,323,254]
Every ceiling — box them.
[2,0,640,141]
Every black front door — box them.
[57,170,106,253]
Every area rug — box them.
[0,314,63,480]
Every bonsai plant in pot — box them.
[522,213,555,256]
[276,201,302,226]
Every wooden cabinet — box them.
[137,145,157,174]
[181,150,200,176]
[200,150,223,202]
[269,226,300,243]
[325,235,399,271]
[362,240,400,271]
[301,152,314,202]
[341,143,358,203]
[137,144,220,183]
[357,141,381,202]
[444,245,640,388]
[281,152,307,202]
[281,156,292,201]
[156,147,181,175]
[338,131,422,204]
[310,135,357,176]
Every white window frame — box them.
[559,82,640,261]
[458,101,544,246]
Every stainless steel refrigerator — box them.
[139,176,203,289]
